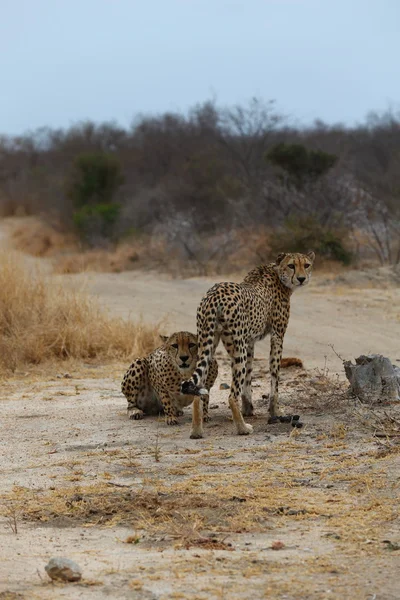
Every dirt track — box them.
[1,247,400,599]
[61,268,400,375]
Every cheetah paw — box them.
[128,409,145,420]
[166,417,179,426]
[238,423,253,435]
[181,380,200,396]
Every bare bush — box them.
[351,189,400,265]
[151,212,244,275]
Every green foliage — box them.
[73,202,120,236]
[266,143,337,188]
[269,215,353,265]
[68,153,123,244]
[68,152,124,208]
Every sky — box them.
[1,0,399,135]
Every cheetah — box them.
[121,331,218,438]
[181,252,315,437]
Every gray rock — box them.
[45,557,82,582]
[344,354,400,404]
[393,365,400,387]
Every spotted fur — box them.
[121,331,218,437]
[181,252,315,436]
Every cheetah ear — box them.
[275,253,287,265]
[306,250,315,262]
[159,335,169,343]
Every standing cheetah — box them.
[121,331,218,438]
[181,252,315,437]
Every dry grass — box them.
[7,217,144,274]
[352,406,400,457]
[10,217,76,257]
[53,245,141,274]
[7,217,386,283]
[0,251,162,373]
[49,230,367,279]
[3,435,398,552]
[51,235,241,277]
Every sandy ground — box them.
[1,240,400,599]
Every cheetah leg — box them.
[190,391,211,439]
[201,393,211,422]
[268,334,283,419]
[241,343,255,417]
[223,335,253,435]
[121,359,148,420]
[190,396,204,439]
[202,360,218,423]
[155,388,180,425]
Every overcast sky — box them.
[1,0,399,134]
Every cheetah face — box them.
[160,331,198,374]
[274,251,315,290]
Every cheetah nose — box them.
[180,355,189,362]
[297,276,306,284]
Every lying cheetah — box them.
[121,331,218,437]
[181,252,315,437]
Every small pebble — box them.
[271,540,285,550]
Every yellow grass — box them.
[0,251,162,373]
[10,216,76,257]
[3,442,397,552]
[8,216,375,279]
[53,245,140,274]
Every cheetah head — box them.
[274,251,315,290]
[160,331,198,374]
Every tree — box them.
[266,142,337,189]
[67,152,124,245]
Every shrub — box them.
[67,153,124,245]
[268,215,353,265]
[73,202,121,243]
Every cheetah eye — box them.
[304,263,311,269]
[288,264,295,270]
[171,343,179,349]
[188,343,197,349]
